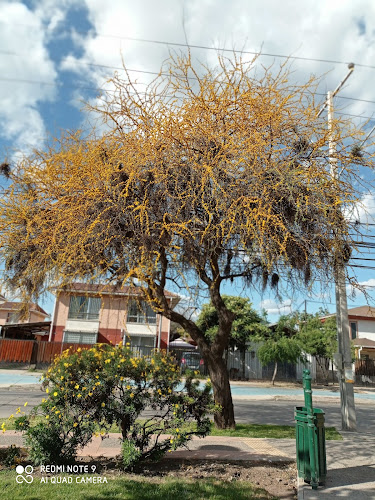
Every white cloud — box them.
[2,1,375,156]
[259,298,292,316]
[352,193,375,224]
[0,1,58,152]
[51,0,375,137]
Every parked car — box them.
[180,351,204,373]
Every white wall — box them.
[125,323,157,335]
[65,319,100,332]
[357,320,375,341]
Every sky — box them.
[1,0,375,320]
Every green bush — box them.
[15,344,216,469]
[2,445,22,467]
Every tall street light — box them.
[317,64,357,432]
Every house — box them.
[0,297,50,339]
[0,298,49,326]
[346,306,375,360]
[322,306,375,360]
[49,283,180,349]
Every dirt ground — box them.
[139,459,298,499]
[77,456,298,499]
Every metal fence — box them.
[0,338,335,383]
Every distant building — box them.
[50,283,180,348]
[0,299,48,326]
[0,298,50,340]
[322,305,375,360]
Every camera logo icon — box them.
[16,465,34,483]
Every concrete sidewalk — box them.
[297,433,375,499]
[1,431,375,498]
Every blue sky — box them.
[1,0,375,320]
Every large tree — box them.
[197,295,267,379]
[0,52,370,428]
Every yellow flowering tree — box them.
[14,344,214,467]
[1,52,373,428]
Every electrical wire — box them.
[2,24,375,70]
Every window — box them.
[350,322,357,340]
[68,296,101,320]
[128,335,155,347]
[127,300,156,324]
[6,312,21,324]
[63,331,97,344]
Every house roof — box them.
[353,337,375,348]
[347,306,375,319]
[0,301,49,317]
[321,306,375,321]
[54,282,180,305]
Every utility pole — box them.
[317,64,357,431]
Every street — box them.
[0,388,374,435]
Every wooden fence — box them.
[355,358,375,377]
[0,339,93,365]
[0,339,35,363]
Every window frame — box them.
[349,321,358,340]
[127,299,157,324]
[68,295,101,321]
[63,331,98,344]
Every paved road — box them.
[0,389,374,435]
[234,399,375,434]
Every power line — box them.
[0,74,375,122]
[2,23,375,70]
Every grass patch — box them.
[0,471,276,500]
[210,423,342,440]
[0,418,342,440]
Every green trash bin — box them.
[295,406,327,485]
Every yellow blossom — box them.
[46,388,49,394]
[45,415,49,420]
[77,394,82,398]
[130,393,134,398]
[101,403,105,407]
[105,359,111,364]
[73,422,78,427]
[53,392,58,397]
[75,385,79,389]
[16,407,21,414]
[24,402,28,407]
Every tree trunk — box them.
[224,347,229,368]
[240,348,246,380]
[271,361,278,385]
[207,354,236,429]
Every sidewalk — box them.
[1,431,375,498]
[297,433,375,499]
